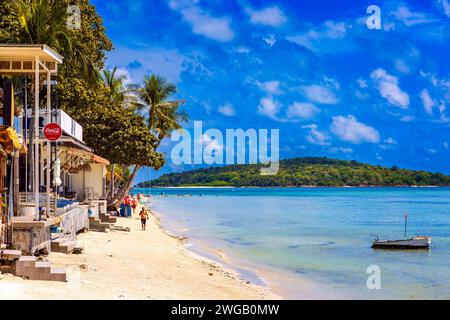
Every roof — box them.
[58,135,93,153]
[0,44,63,63]
[57,135,110,166]
[91,154,110,166]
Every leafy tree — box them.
[112,74,188,203]
[138,157,450,188]
[0,0,166,206]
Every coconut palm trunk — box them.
[110,164,141,208]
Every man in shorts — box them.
[139,208,149,231]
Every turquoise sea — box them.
[134,187,450,300]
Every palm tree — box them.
[7,0,100,85]
[10,0,72,49]
[103,67,127,103]
[137,74,188,146]
[102,67,139,200]
[112,74,188,206]
[103,67,140,110]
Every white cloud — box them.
[380,137,398,150]
[420,89,436,115]
[168,0,234,42]
[246,6,287,27]
[331,115,380,144]
[258,97,282,120]
[357,78,368,88]
[107,46,185,84]
[302,84,339,105]
[437,0,450,17]
[234,46,250,54]
[444,141,449,149]
[395,59,411,74]
[329,147,353,154]
[302,124,330,146]
[258,80,282,95]
[218,103,236,117]
[384,137,397,145]
[114,67,133,85]
[262,34,277,46]
[420,71,439,87]
[286,102,320,120]
[370,68,410,109]
[400,115,415,122]
[286,21,351,54]
[391,5,437,26]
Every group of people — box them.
[121,193,149,231]
[121,193,142,217]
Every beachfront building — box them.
[0,72,24,248]
[0,45,112,257]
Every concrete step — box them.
[89,218,111,232]
[0,249,22,261]
[50,238,68,252]
[14,256,66,282]
[51,238,83,254]
[99,213,117,224]
[50,268,67,282]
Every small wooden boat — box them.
[371,236,431,249]
[371,213,431,249]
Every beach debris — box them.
[72,243,85,254]
[208,272,214,276]
[79,264,88,270]
[110,225,130,232]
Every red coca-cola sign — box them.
[43,123,62,141]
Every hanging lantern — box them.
[69,167,79,174]
[53,159,62,187]
[82,163,92,172]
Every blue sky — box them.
[90,0,450,182]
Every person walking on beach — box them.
[131,198,138,214]
[139,208,149,231]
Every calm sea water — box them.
[134,187,450,300]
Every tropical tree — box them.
[0,0,111,190]
[137,74,188,147]
[111,74,188,205]
[4,0,101,85]
[102,67,141,200]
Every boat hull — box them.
[371,237,431,249]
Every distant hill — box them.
[137,157,450,187]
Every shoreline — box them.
[0,201,278,300]
[138,185,444,189]
[148,199,342,300]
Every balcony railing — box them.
[18,192,56,208]
[25,108,84,142]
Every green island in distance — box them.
[137,157,450,188]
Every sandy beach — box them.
[0,202,278,300]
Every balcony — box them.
[26,109,83,142]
